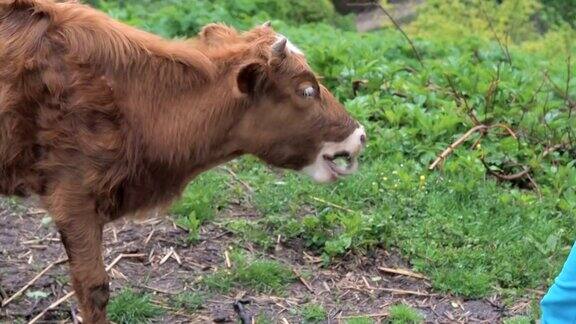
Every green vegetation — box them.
[171,171,229,242]
[202,251,295,294]
[169,291,205,313]
[388,304,424,324]
[225,218,275,249]
[504,316,532,324]
[345,317,375,324]
[300,303,327,323]
[93,0,576,301]
[95,0,351,38]
[107,289,163,323]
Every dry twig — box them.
[27,253,145,324]
[2,258,67,307]
[344,285,431,297]
[293,269,315,294]
[378,267,428,280]
[372,2,424,67]
[480,161,530,181]
[28,291,75,324]
[159,248,174,265]
[309,196,355,213]
[220,166,254,193]
[338,312,389,319]
[445,75,481,126]
[479,7,512,65]
[233,300,252,324]
[225,250,232,268]
[429,125,489,170]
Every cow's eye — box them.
[302,86,316,98]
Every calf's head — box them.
[205,24,366,183]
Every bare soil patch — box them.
[1,198,526,323]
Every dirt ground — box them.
[0,197,530,323]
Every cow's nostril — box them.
[360,134,366,145]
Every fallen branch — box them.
[491,123,518,139]
[219,166,254,194]
[150,300,205,320]
[0,286,7,301]
[429,125,489,170]
[344,285,432,297]
[159,248,174,266]
[2,258,67,307]
[338,312,389,319]
[293,269,315,294]
[310,196,356,213]
[379,287,431,296]
[486,166,530,181]
[28,291,75,324]
[543,143,568,157]
[105,253,146,272]
[27,253,145,324]
[526,172,542,198]
[233,300,252,324]
[490,168,530,181]
[138,284,179,295]
[378,267,428,280]
[309,196,355,213]
[224,250,232,268]
[479,158,531,181]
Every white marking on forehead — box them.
[276,34,304,56]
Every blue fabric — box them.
[542,242,576,324]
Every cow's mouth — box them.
[301,126,366,183]
[323,151,358,177]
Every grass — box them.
[388,304,424,324]
[101,0,576,303]
[169,291,205,313]
[300,303,327,323]
[225,219,275,249]
[504,316,532,324]
[345,317,375,324]
[202,270,234,294]
[107,289,163,324]
[188,154,573,298]
[202,251,295,294]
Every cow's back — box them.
[0,0,220,218]
[0,1,53,196]
[0,0,124,199]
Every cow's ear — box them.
[272,37,288,58]
[237,62,264,95]
[199,23,238,45]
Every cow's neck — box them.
[124,64,248,177]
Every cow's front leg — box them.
[56,212,109,324]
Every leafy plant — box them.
[171,171,228,242]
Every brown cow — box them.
[0,0,366,322]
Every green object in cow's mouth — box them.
[325,152,353,170]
